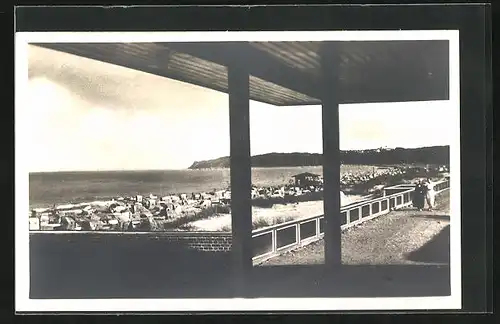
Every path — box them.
[261,189,450,266]
[241,190,452,297]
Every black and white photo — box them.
[15,30,461,312]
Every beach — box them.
[190,194,364,231]
[29,165,377,208]
[28,165,414,232]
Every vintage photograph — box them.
[15,30,460,311]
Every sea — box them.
[29,165,377,209]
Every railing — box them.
[251,178,450,264]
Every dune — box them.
[189,194,364,231]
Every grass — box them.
[219,225,231,232]
[163,204,231,230]
[252,215,296,230]
[165,192,322,231]
[177,224,197,231]
[252,218,272,229]
[252,191,323,208]
[217,215,296,232]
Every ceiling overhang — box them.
[34,40,449,106]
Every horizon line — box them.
[29,145,449,174]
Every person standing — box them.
[413,180,425,211]
[413,180,420,210]
[424,179,436,210]
[419,180,428,210]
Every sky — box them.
[23,45,453,172]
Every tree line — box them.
[188,145,450,169]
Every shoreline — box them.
[28,165,445,232]
[27,164,395,209]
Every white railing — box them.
[251,178,450,264]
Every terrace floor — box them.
[261,190,450,267]
[30,191,451,299]
[246,190,451,297]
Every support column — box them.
[228,64,253,295]
[320,42,342,268]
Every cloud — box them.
[28,45,227,114]
[24,75,231,172]
[23,44,453,172]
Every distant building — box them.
[291,172,322,187]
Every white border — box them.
[15,30,461,312]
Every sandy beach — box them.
[190,194,364,231]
